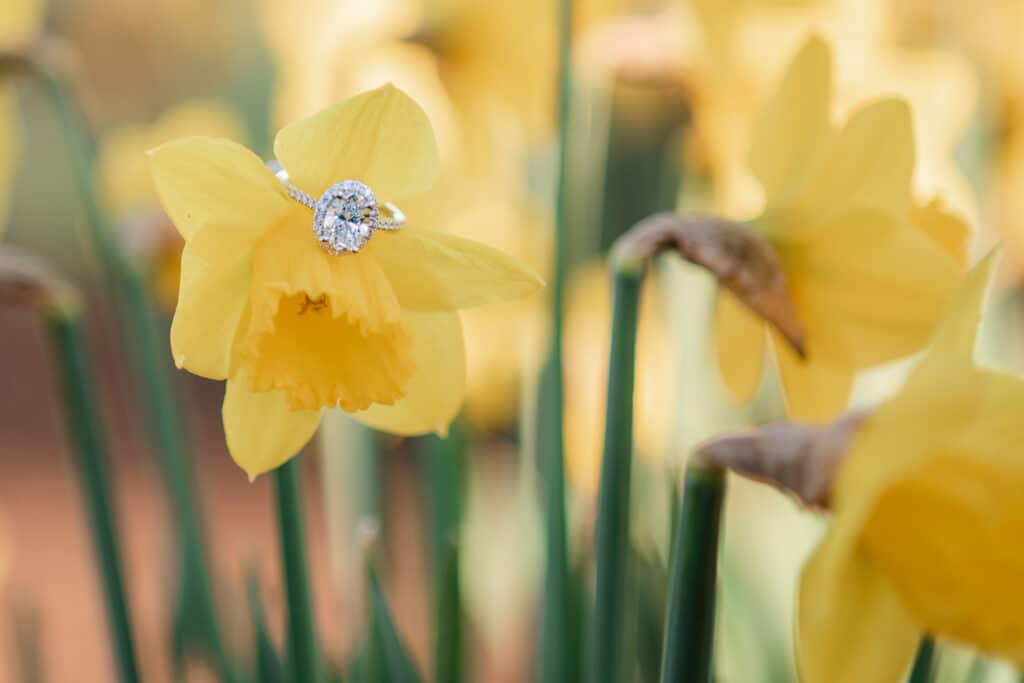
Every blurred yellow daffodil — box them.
[0,0,44,237]
[148,85,543,478]
[798,253,1024,681]
[713,35,967,422]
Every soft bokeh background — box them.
[2,0,1024,680]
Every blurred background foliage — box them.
[2,0,1024,681]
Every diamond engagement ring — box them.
[275,170,405,255]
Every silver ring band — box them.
[275,172,405,230]
[274,169,404,254]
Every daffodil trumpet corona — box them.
[148,84,544,478]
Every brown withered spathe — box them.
[611,212,806,357]
[693,411,870,509]
[0,246,79,313]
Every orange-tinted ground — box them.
[0,306,530,681]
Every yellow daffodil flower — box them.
[798,253,1024,681]
[96,100,246,307]
[0,0,44,236]
[713,35,967,422]
[148,85,543,478]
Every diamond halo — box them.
[313,180,380,254]
[274,168,405,255]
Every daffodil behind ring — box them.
[277,173,406,254]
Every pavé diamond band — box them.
[275,170,404,255]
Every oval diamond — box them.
[313,180,380,254]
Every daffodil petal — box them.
[100,100,246,216]
[149,136,290,241]
[366,229,545,311]
[798,526,920,683]
[712,289,765,402]
[222,372,322,479]
[911,197,971,267]
[773,333,853,423]
[749,35,831,207]
[170,225,254,379]
[349,311,465,436]
[914,251,997,375]
[797,99,915,223]
[792,208,961,369]
[273,84,440,200]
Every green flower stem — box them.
[539,0,576,681]
[589,262,644,683]
[246,572,285,683]
[660,462,726,683]
[22,58,231,675]
[425,425,465,683]
[46,307,140,683]
[274,459,320,683]
[907,637,936,683]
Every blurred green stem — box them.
[589,263,643,683]
[660,462,725,683]
[21,58,231,676]
[246,572,285,683]
[12,604,44,683]
[368,562,425,683]
[538,0,575,681]
[275,460,320,683]
[46,307,140,683]
[425,425,465,683]
[907,637,936,683]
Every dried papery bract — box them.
[611,212,806,357]
[0,246,79,314]
[694,410,869,509]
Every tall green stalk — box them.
[275,459,320,683]
[425,425,466,683]
[19,57,230,674]
[589,262,644,683]
[46,306,141,683]
[538,0,576,681]
[907,637,936,683]
[660,462,726,683]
